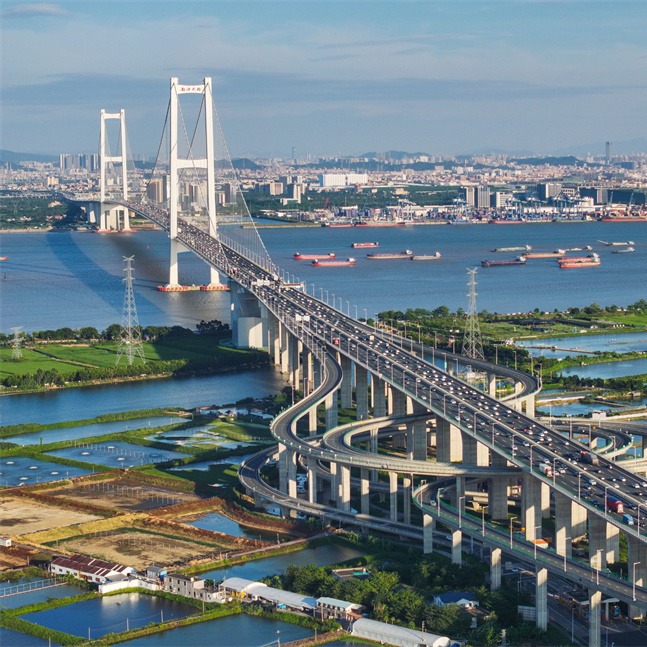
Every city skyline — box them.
[2,1,647,158]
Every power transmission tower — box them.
[10,326,23,359]
[116,256,146,366]
[461,268,485,361]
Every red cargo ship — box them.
[352,242,379,248]
[294,252,336,261]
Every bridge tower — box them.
[98,108,131,232]
[167,77,219,289]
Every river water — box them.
[2,221,646,333]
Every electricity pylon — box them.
[10,327,23,359]
[116,256,146,366]
[461,268,485,361]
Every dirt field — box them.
[0,498,100,536]
[60,529,224,570]
[46,479,198,512]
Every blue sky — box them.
[2,1,646,157]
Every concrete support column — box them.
[373,377,387,417]
[338,464,351,512]
[307,405,318,436]
[524,396,535,417]
[391,389,407,416]
[488,478,509,521]
[462,433,489,466]
[355,365,369,420]
[402,476,412,525]
[307,463,317,504]
[423,514,434,554]
[571,501,588,539]
[452,476,466,508]
[606,523,619,565]
[490,548,502,591]
[589,589,601,647]
[554,492,573,559]
[360,469,370,516]
[286,448,297,500]
[279,323,289,373]
[488,372,497,397]
[325,391,338,431]
[288,335,300,389]
[369,428,379,483]
[451,529,462,565]
[436,417,462,463]
[328,462,338,507]
[588,514,607,570]
[627,536,647,619]
[535,567,548,631]
[389,472,398,522]
[540,482,551,519]
[278,443,288,494]
[642,435,647,458]
[269,315,280,366]
[340,355,352,409]
[522,474,542,541]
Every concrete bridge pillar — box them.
[406,403,427,461]
[588,515,611,570]
[355,365,369,420]
[328,461,338,507]
[535,567,548,631]
[279,322,289,373]
[524,395,535,417]
[540,482,551,519]
[642,435,647,458]
[522,474,542,541]
[288,335,300,389]
[627,536,647,619]
[278,443,288,494]
[436,417,462,463]
[488,372,497,397]
[286,448,298,500]
[389,472,398,522]
[554,492,573,559]
[229,280,265,348]
[490,548,502,590]
[589,589,601,647]
[462,432,489,466]
[370,428,379,482]
[402,476,412,525]
[423,514,434,554]
[488,477,509,521]
[325,391,338,431]
[390,388,407,416]
[571,500,588,539]
[340,355,352,409]
[307,462,318,504]
[268,314,281,366]
[360,469,370,515]
[372,376,387,417]
[451,529,462,565]
[338,464,351,512]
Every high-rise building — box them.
[536,183,562,201]
[605,141,612,165]
[319,173,368,188]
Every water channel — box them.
[119,613,313,647]
[199,543,365,582]
[0,368,286,428]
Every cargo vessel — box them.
[410,252,441,260]
[321,222,353,228]
[0,256,7,261]
[601,216,647,223]
[311,257,356,267]
[559,259,601,269]
[355,220,405,227]
[491,245,532,252]
[352,242,379,248]
[367,249,413,260]
[598,240,635,246]
[481,256,527,267]
[554,246,592,253]
[294,252,336,260]
[522,251,562,259]
[557,253,599,263]
[612,246,635,253]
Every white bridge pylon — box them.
[99,108,131,232]
[167,77,219,288]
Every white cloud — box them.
[3,3,69,18]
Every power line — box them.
[10,326,23,359]
[461,268,484,361]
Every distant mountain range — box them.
[0,149,58,163]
